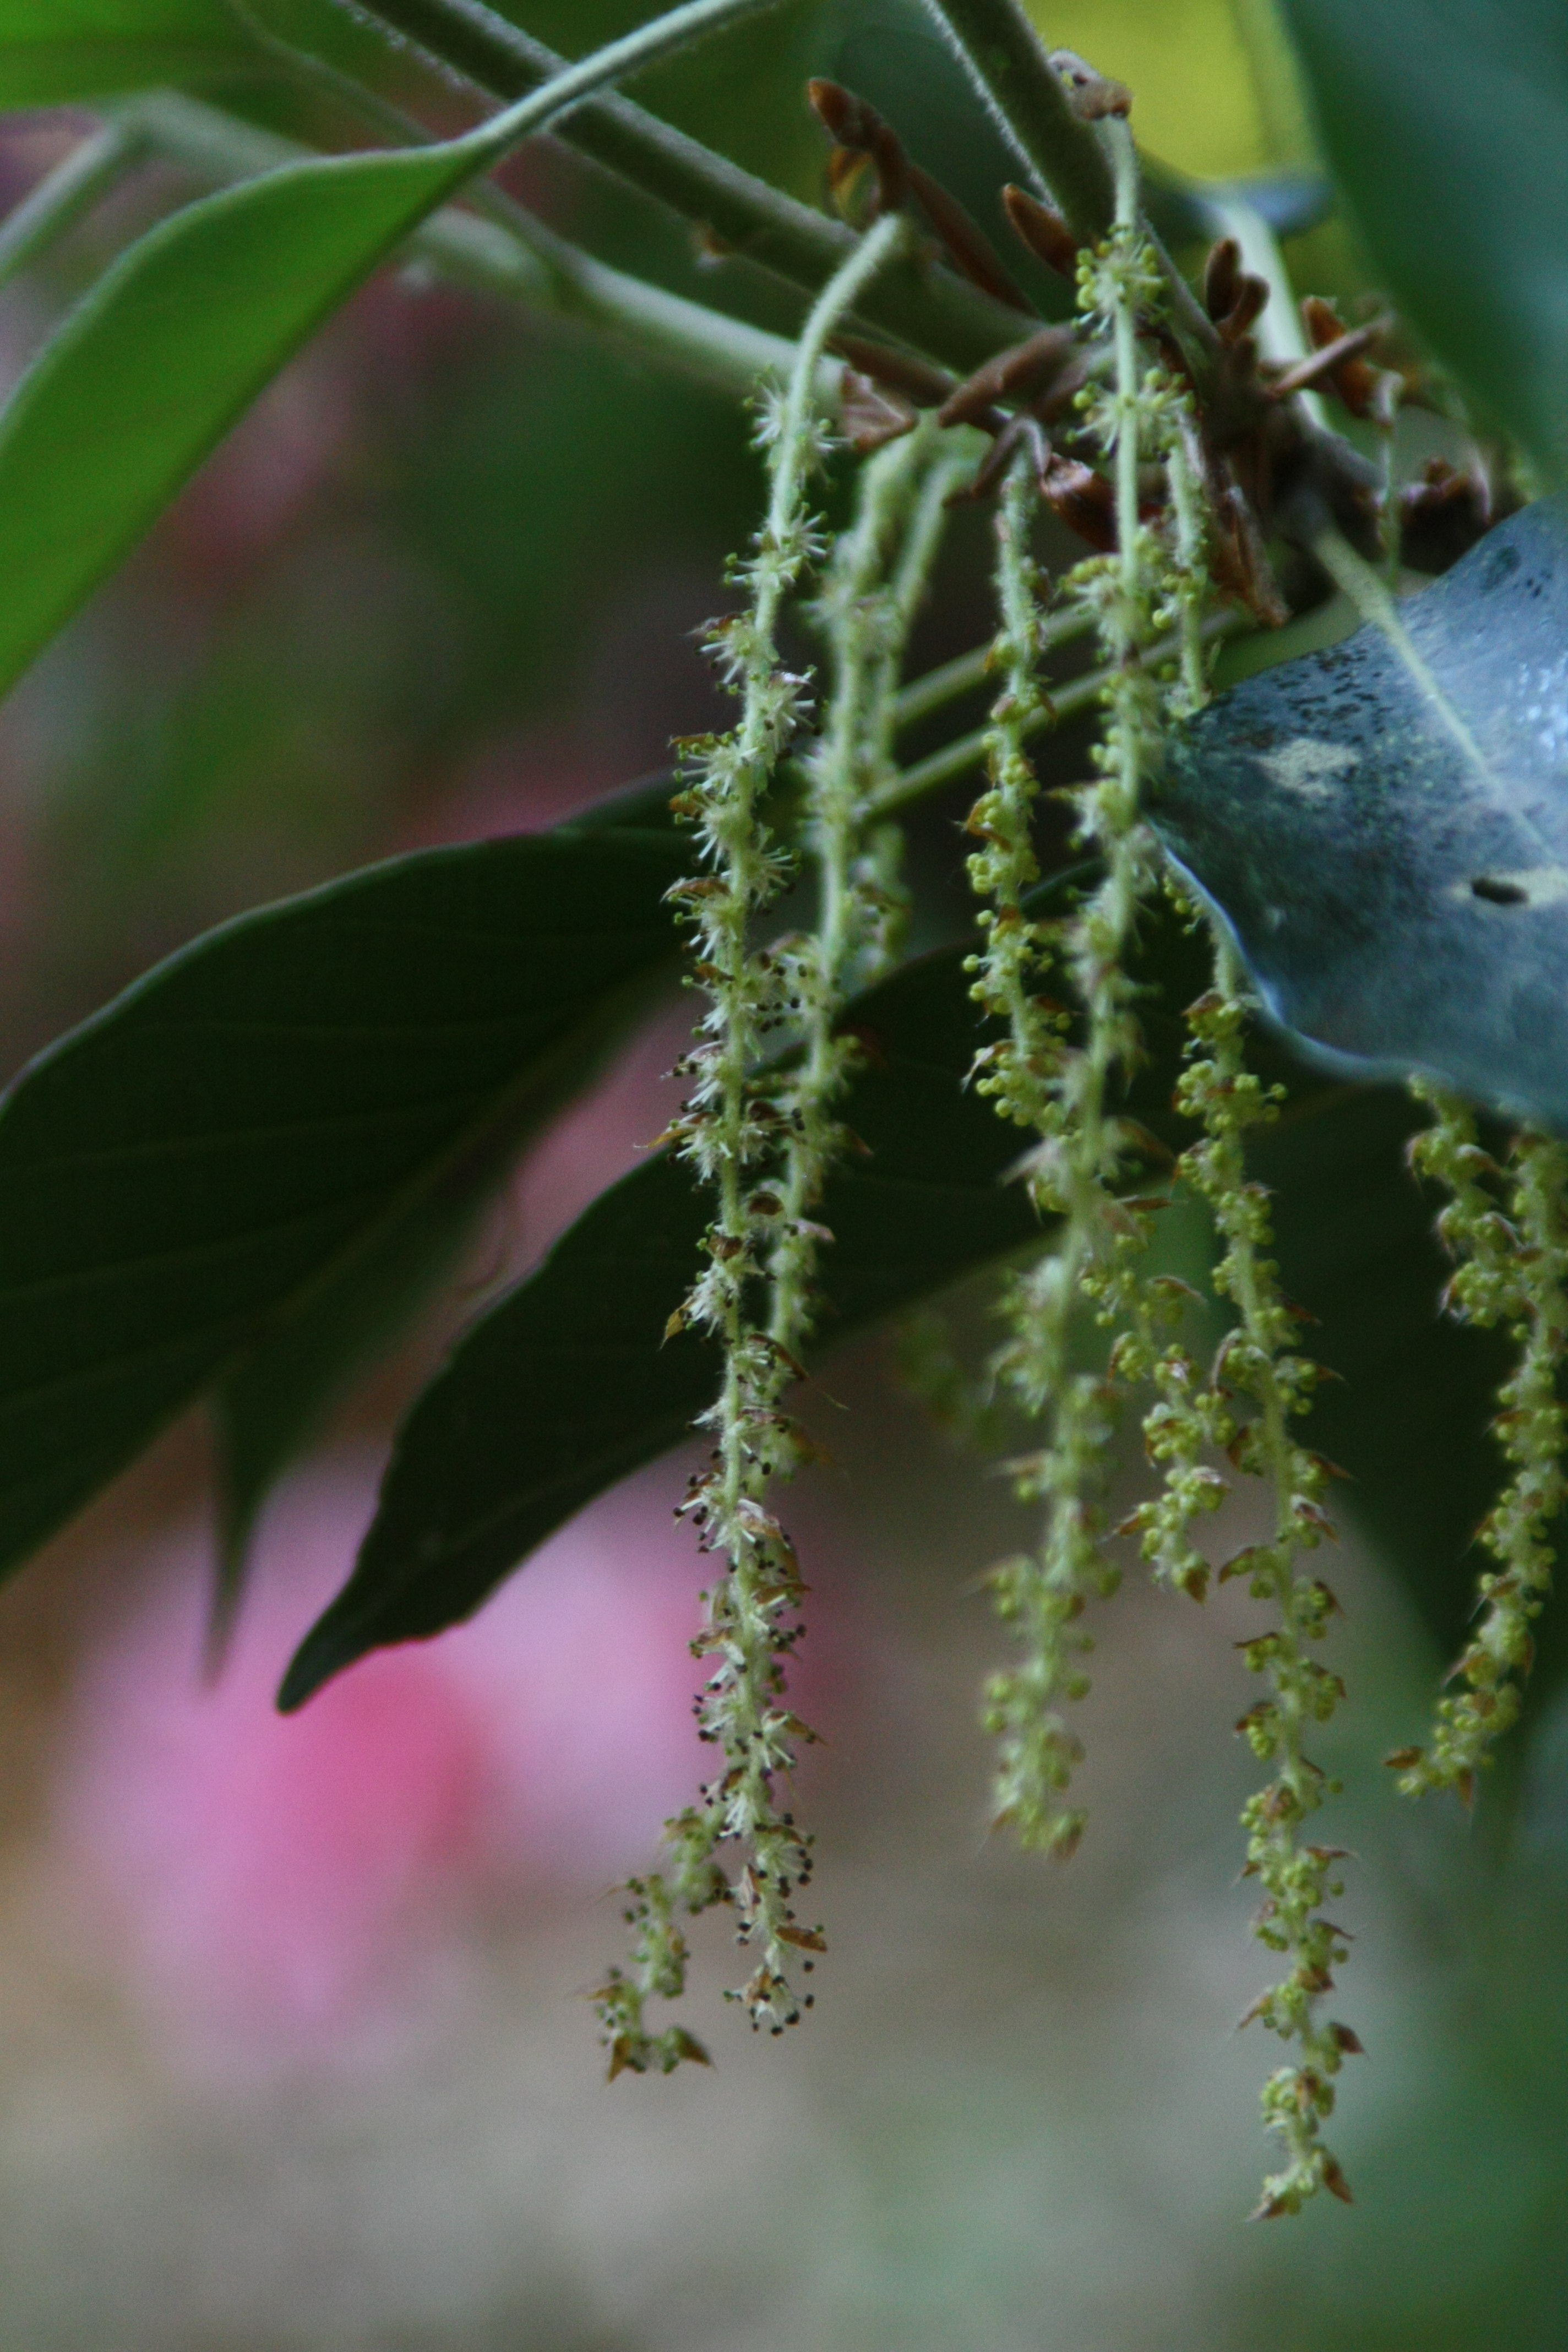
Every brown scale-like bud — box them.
[1217,272,1270,346]
[839,369,917,454]
[829,334,955,408]
[1003,183,1079,279]
[937,324,1076,428]
[1290,293,1387,416]
[807,77,907,216]
[1204,235,1240,324]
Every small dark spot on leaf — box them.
[1480,541,1521,589]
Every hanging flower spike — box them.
[596,209,976,2075]
[1177,960,1353,2218]
[769,414,972,1352]
[957,80,1356,2211]
[1392,1087,1568,1803]
[971,108,1215,1855]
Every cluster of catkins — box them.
[593,85,1567,2225]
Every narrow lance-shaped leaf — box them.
[1153,499,1568,1134]
[0,816,688,1588]
[0,0,781,703]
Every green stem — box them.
[349,0,1022,373]
[770,419,951,1348]
[1107,119,1141,602]
[450,0,792,172]
[922,0,1218,393]
[871,439,981,753]
[890,600,1097,733]
[872,608,1244,812]
[919,0,1113,239]
[770,217,912,530]
[0,121,144,294]
[1165,427,1210,712]
[116,91,809,400]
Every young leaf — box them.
[1277,0,1568,475]
[0,820,687,1588]
[0,0,247,103]
[1153,498,1568,1134]
[0,0,779,703]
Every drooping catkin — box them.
[1177,957,1354,2217]
[970,118,1206,1856]
[1392,1087,1568,1802]
[594,216,973,2072]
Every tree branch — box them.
[344,0,1024,373]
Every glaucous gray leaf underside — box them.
[1152,497,1568,1131]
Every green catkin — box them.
[768,417,971,1344]
[1393,1087,1568,1801]
[1098,398,1229,1606]
[968,443,1109,1860]
[595,213,962,2075]
[1067,143,1358,2213]
[1178,951,1354,2218]
[971,120,1208,1856]
[960,111,1356,2207]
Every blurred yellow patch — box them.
[1025,0,1310,181]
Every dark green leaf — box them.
[1154,498,1568,1134]
[207,1097,526,1664]
[0,819,687,1587]
[1277,0,1568,475]
[209,768,683,1645]
[0,0,247,102]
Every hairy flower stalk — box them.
[1392,1088,1568,1800]
[769,416,973,1342]
[1112,432,1232,1602]
[595,209,957,2077]
[1177,952,1354,2218]
[972,117,1206,1855]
